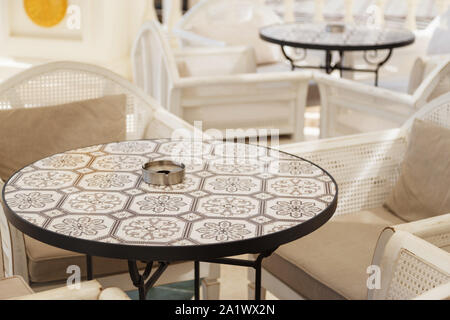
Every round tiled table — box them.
[260,23,415,85]
[2,139,338,300]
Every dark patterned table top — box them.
[2,140,337,261]
[260,23,415,51]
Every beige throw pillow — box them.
[0,94,127,181]
[384,119,450,222]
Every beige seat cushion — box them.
[384,119,450,222]
[0,276,33,299]
[0,94,126,181]
[24,235,148,283]
[262,207,404,300]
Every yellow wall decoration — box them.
[24,0,68,28]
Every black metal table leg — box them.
[325,50,333,74]
[338,50,344,77]
[194,261,200,300]
[86,255,93,280]
[363,49,393,86]
[127,260,169,300]
[255,260,263,300]
[281,45,296,70]
[253,251,274,300]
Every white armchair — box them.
[172,0,283,66]
[0,223,129,300]
[368,226,450,300]
[247,92,450,300]
[0,61,219,298]
[316,57,450,137]
[132,21,311,140]
[1,278,131,300]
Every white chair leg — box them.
[247,281,267,300]
[201,278,220,300]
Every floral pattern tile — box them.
[48,215,115,239]
[129,194,192,215]
[61,192,128,214]
[268,160,323,177]
[208,158,264,175]
[197,196,259,218]
[115,217,185,243]
[266,198,326,220]
[267,177,326,197]
[16,171,79,189]
[190,219,257,244]
[5,191,62,212]
[91,155,148,172]
[3,140,336,247]
[34,154,92,170]
[203,176,261,195]
[104,141,157,155]
[78,172,138,191]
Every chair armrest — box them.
[315,72,414,137]
[314,73,415,106]
[172,28,226,47]
[413,282,450,300]
[13,280,103,300]
[279,129,407,216]
[173,72,311,113]
[175,71,312,88]
[392,213,450,250]
[174,45,255,58]
[411,58,450,106]
[370,230,450,300]
[175,46,257,77]
[1,178,28,280]
[98,287,131,300]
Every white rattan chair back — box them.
[370,230,450,300]
[132,21,179,111]
[176,0,283,64]
[285,93,450,217]
[402,91,450,133]
[413,59,450,107]
[0,61,168,141]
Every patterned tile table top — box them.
[260,23,415,49]
[3,140,337,248]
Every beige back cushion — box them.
[0,94,127,182]
[385,119,450,221]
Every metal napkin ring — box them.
[142,160,185,186]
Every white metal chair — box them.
[316,57,450,137]
[132,20,311,140]
[0,61,220,298]
[248,92,450,300]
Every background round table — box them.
[260,23,415,85]
[2,139,337,299]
